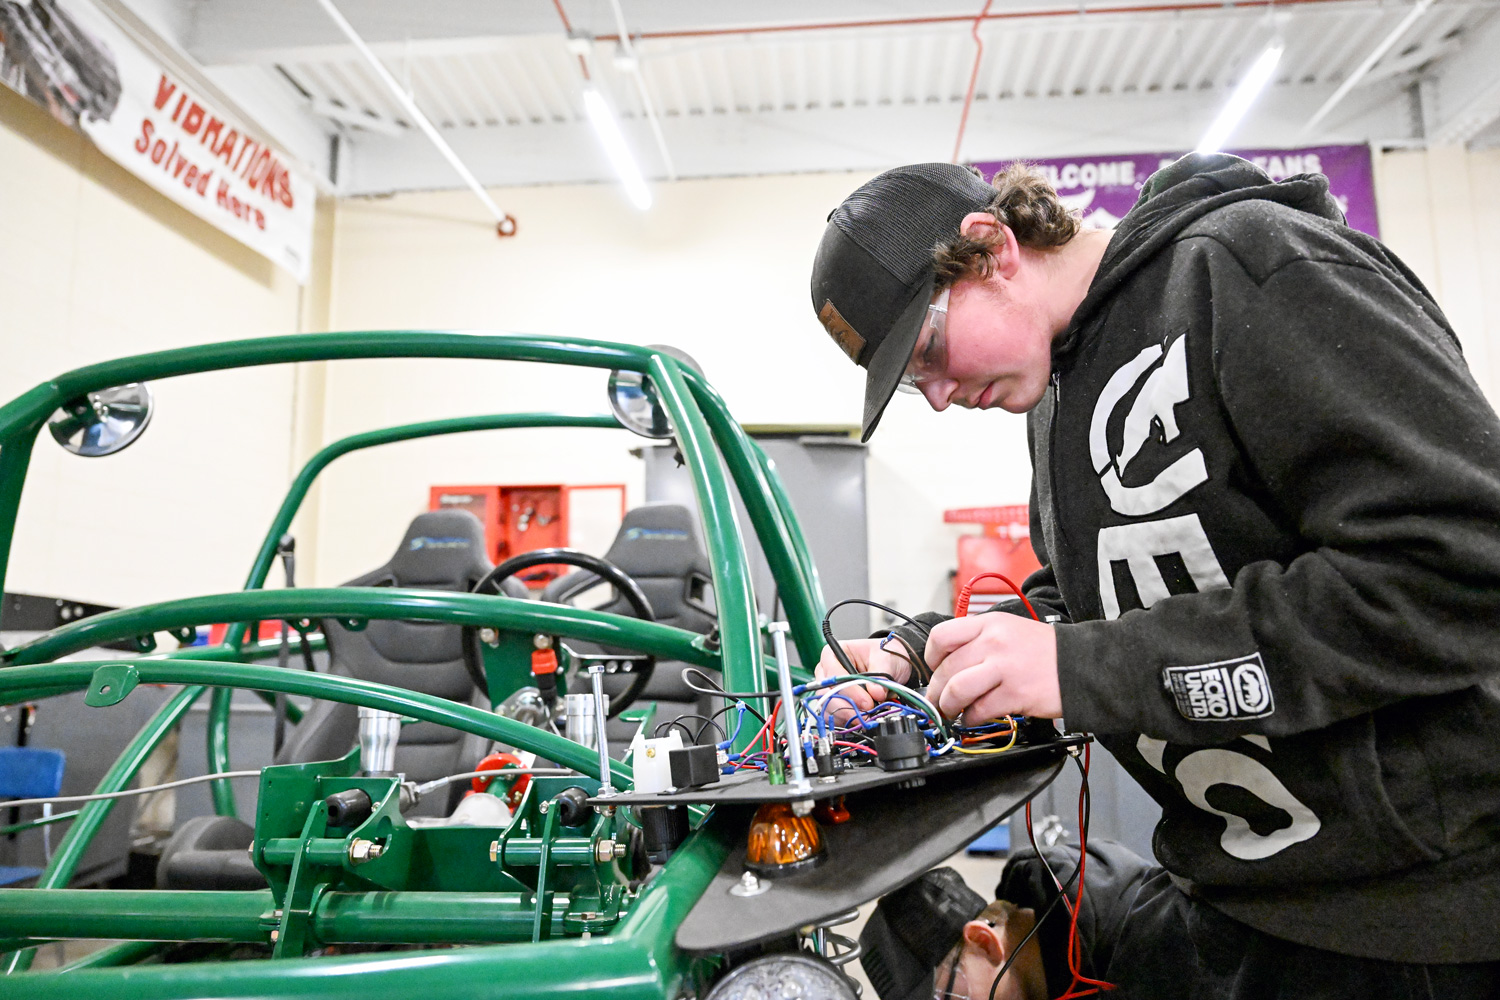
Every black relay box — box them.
[668,744,720,789]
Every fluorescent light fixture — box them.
[1195,41,1285,154]
[583,88,652,210]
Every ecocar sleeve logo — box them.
[1163,653,1274,721]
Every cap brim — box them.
[861,270,937,443]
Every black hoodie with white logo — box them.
[1017,154,1500,962]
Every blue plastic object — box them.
[0,746,66,886]
[0,746,66,799]
[966,820,1011,856]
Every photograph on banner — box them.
[971,145,1378,238]
[0,0,314,281]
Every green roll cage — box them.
[0,332,833,996]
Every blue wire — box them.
[717,701,749,750]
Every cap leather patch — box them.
[818,299,866,364]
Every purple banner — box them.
[970,144,1378,238]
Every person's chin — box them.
[995,382,1046,414]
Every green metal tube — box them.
[0,816,729,997]
[684,373,827,667]
[0,890,272,942]
[0,809,79,836]
[0,890,574,946]
[3,589,713,669]
[315,891,569,944]
[2,684,205,974]
[260,838,350,867]
[750,440,829,628]
[647,356,759,700]
[55,940,166,973]
[0,425,39,606]
[0,333,657,452]
[499,837,595,868]
[0,661,634,788]
[207,686,237,817]
[229,412,621,649]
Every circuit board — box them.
[673,738,1080,953]
[587,733,1089,807]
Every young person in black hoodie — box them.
[810,155,1500,998]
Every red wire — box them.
[744,701,779,755]
[1055,744,1116,999]
[956,571,1039,620]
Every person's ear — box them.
[956,213,1022,281]
[963,919,1006,964]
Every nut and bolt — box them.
[348,838,385,864]
[489,840,500,863]
[479,628,498,645]
[594,838,618,863]
[728,870,770,897]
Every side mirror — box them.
[48,383,154,457]
[607,345,702,440]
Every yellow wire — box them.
[955,716,1018,754]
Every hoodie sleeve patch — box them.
[1163,653,1274,721]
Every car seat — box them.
[155,509,518,890]
[540,504,718,744]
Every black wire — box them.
[707,700,767,731]
[821,598,927,676]
[987,751,1092,1000]
[653,714,727,745]
[680,665,779,701]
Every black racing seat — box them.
[156,509,517,890]
[541,504,718,738]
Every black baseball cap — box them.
[810,163,997,442]
[859,866,988,1000]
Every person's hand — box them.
[925,615,1061,723]
[814,637,913,723]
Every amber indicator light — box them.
[744,802,827,877]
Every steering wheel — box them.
[469,548,657,717]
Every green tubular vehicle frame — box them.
[0,332,830,995]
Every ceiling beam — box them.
[1425,9,1500,145]
[340,78,1416,196]
[182,0,1397,66]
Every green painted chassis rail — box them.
[0,332,829,991]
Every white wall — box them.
[1372,146,1500,403]
[317,174,1034,617]
[0,86,308,608]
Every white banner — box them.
[0,0,315,282]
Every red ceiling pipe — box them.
[952,0,995,164]
[593,0,1364,42]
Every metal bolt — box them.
[489,840,500,863]
[269,929,279,943]
[729,871,770,897]
[540,801,550,814]
[595,839,617,863]
[613,841,627,859]
[348,838,384,864]
[479,628,498,645]
[791,799,813,817]
[533,634,553,649]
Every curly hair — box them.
[932,163,1080,289]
